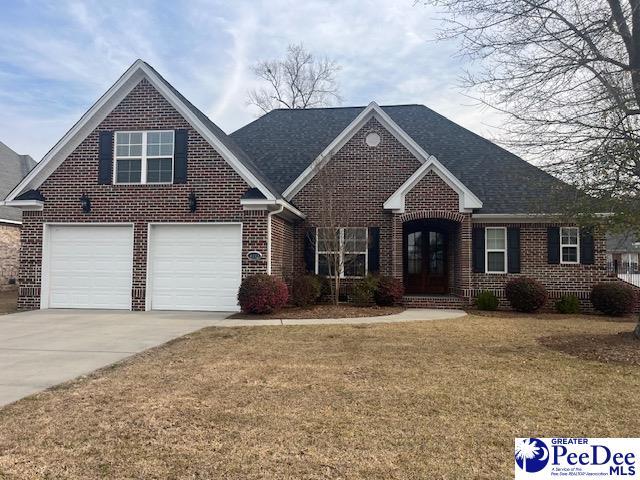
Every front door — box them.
[404,225,448,294]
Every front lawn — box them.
[0,314,638,479]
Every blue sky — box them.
[0,0,502,161]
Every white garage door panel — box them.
[47,226,133,309]
[149,224,242,311]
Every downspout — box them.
[266,204,285,275]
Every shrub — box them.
[351,275,379,307]
[504,277,548,312]
[374,276,404,306]
[475,290,499,311]
[591,282,636,316]
[237,274,288,314]
[555,294,581,314]
[292,275,322,307]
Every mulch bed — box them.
[0,288,18,315]
[539,330,640,365]
[231,304,404,319]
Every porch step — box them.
[402,294,467,310]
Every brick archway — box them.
[392,209,472,298]
[398,209,467,224]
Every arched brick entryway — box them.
[392,209,472,300]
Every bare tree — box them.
[248,43,341,113]
[306,166,362,305]
[419,0,640,231]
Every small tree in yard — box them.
[307,166,364,305]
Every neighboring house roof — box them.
[4,60,282,204]
[607,233,640,253]
[231,105,577,214]
[0,142,35,222]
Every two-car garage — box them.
[42,224,242,311]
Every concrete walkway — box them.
[0,308,465,406]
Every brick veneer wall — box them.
[270,215,294,282]
[290,117,470,299]
[469,222,611,311]
[17,79,269,310]
[0,223,20,291]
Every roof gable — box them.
[0,142,35,222]
[231,104,578,214]
[276,102,482,204]
[384,157,482,212]
[5,60,278,202]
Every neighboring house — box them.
[607,233,640,287]
[0,142,35,290]
[1,60,618,311]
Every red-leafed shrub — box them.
[504,277,548,312]
[374,275,404,306]
[238,274,288,314]
[292,275,322,307]
[591,282,636,316]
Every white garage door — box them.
[148,224,242,311]
[45,225,133,309]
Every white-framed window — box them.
[560,227,579,264]
[485,227,507,273]
[114,130,174,184]
[316,227,368,278]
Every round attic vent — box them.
[365,132,381,147]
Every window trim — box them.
[560,227,580,264]
[315,227,368,278]
[113,130,175,185]
[485,227,507,274]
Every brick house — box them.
[2,60,614,311]
[0,142,35,291]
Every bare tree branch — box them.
[419,0,640,231]
[248,43,342,113]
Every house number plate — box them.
[247,251,263,261]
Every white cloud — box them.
[0,0,510,158]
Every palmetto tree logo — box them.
[515,438,550,473]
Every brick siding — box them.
[0,223,20,291]
[18,79,269,310]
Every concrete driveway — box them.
[0,309,231,407]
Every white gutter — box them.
[266,204,285,275]
[239,198,306,219]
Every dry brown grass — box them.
[0,314,638,479]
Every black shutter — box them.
[507,227,521,273]
[368,227,380,274]
[173,129,188,184]
[304,228,316,273]
[472,227,485,273]
[98,131,113,184]
[580,227,595,265]
[547,227,560,264]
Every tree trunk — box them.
[634,320,640,340]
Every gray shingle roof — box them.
[607,234,640,253]
[0,142,35,222]
[230,105,577,214]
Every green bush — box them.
[555,294,581,314]
[591,282,636,316]
[291,275,322,307]
[475,290,499,311]
[351,275,379,307]
[374,276,404,306]
[504,277,548,312]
